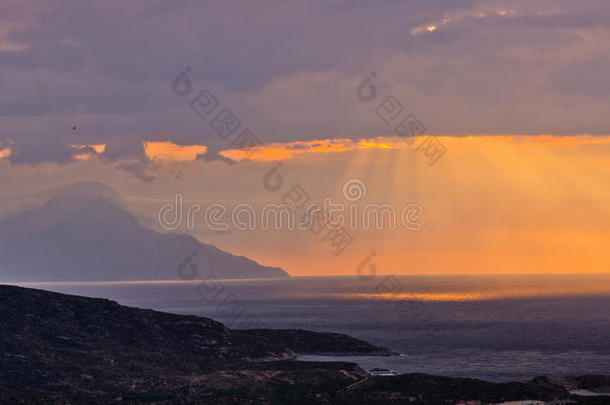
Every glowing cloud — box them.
[217,134,610,163]
[410,8,514,35]
[220,138,402,162]
[0,147,12,160]
[144,141,207,162]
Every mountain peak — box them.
[48,181,124,205]
[0,182,289,282]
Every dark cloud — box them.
[552,56,610,98]
[2,0,610,177]
[195,150,236,165]
[509,8,610,29]
[287,144,310,150]
[114,159,156,183]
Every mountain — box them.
[0,284,389,404]
[0,181,288,281]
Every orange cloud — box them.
[218,134,610,163]
[144,141,207,161]
[0,140,14,160]
[410,8,514,35]
[0,147,11,160]
[220,137,402,162]
[71,144,106,161]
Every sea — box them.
[16,274,610,383]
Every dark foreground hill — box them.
[0,284,386,404]
[1,284,609,404]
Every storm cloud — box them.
[2,0,610,178]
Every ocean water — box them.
[17,274,610,382]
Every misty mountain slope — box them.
[0,181,288,281]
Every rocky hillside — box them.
[0,284,388,404]
[1,284,609,404]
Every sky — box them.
[1,0,609,276]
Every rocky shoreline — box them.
[1,284,608,404]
